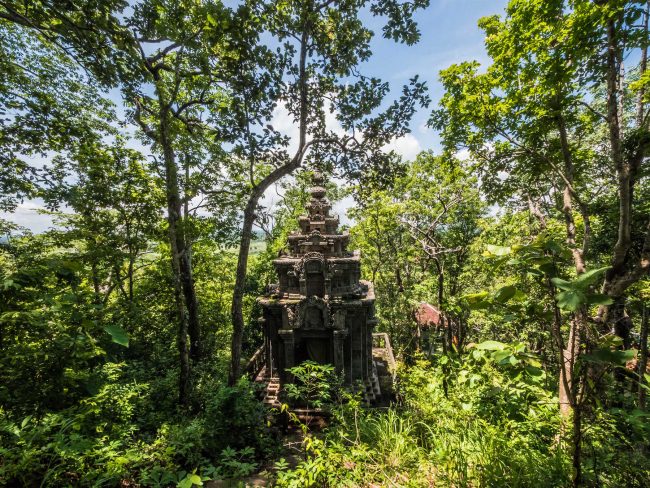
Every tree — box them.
[431,1,650,484]
[348,153,484,355]
[0,21,115,211]
[47,139,163,306]
[398,152,484,352]
[224,0,431,384]
[0,0,262,403]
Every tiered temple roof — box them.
[286,172,349,257]
[271,172,363,299]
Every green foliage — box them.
[1,0,649,486]
[349,152,485,354]
[284,361,339,410]
[276,350,566,487]
[551,267,613,311]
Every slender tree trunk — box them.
[557,113,586,274]
[169,223,190,406]
[227,156,306,386]
[600,17,634,332]
[555,112,587,417]
[182,158,201,360]
[636,2,649,128]
[128,255,135,302]
[558,324,575,418]
[157,95,194,403]
[640,302,649,409]
[555,108,590,486]
[228,15,311,385]
[229,197,257,385]
[440,314,449,398]
[91,260,101,303]
[433,259,451,352]
[183,244,201,360]
[154,92,202,365]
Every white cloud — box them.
[269,105,301,154]
[324,108,347,137]
[382,133,422,161]
[0,201,61,234]
[333,193,355,226]
[455,148,471,161]
[263,104,427,224]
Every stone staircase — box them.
[372,332,397,399]
[262,375,281,408]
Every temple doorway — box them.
[295,336,332,365]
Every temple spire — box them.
[287,170,347,256]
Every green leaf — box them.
[583,348,637,366]
[543,241,564,254]
[492,350,511,363]
[463,291,490,310]
[484,244,512,256]
[575,266,610,285]
[104,325,129,347]
[538,262,556,275]
[493,285,517,303]
[521,355,541,367]
[599,334,623,348]
[525,365,544,377]
[550,277,574,291]
[177,473,203,488]
[178,479,192,488]
[476,340,506,351]
[556,290,586,311]
[525,267,544,278]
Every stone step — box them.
[259,376,282,409]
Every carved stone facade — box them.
[258,172,379,393]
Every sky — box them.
[3,0,509,233]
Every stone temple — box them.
[248,172,394,405]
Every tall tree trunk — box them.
[600,17,635,332]
[182,158,201,360]
[228,16,311,385]
[158,95,194,403]
[228,197,257,385]
[183,239,201,360]
[228,158,306,385]
[169,222,190,406]
[639,302,649,410]
[636,2,649,128]
[572,404,583,487]
[154,90,202,363]
[556,108,589,486]
[550,282,573,417]
[556,111,587,419]
[91,259,101,304]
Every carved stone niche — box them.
[299,252,327,297]
[295,296,330,330]
[281,305,297,330]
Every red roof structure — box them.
[414,302,442,329]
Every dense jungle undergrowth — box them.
[2,0,650,486]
